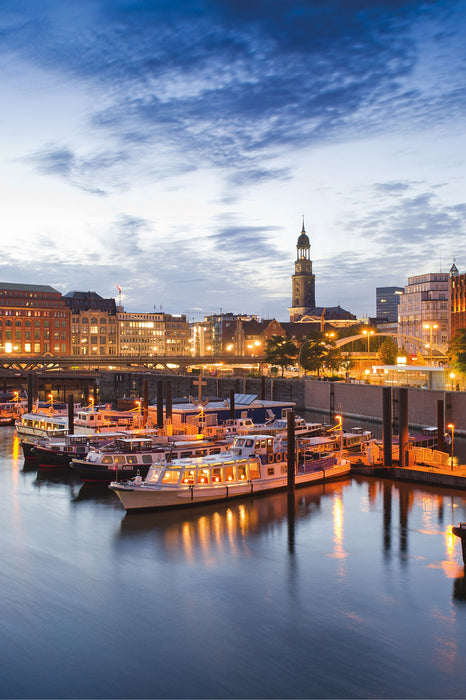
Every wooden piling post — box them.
[383,386,392,467]
[229,389,235,420]
[398,388,408,468]
[157,380,163,429]
[437,399,445,452]
[67,394,74,435]
[287,410,295,494]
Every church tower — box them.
[290,218,315,320]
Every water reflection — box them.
[117,479,352,564]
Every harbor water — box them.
[2,426,466,699]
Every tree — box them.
[448,329,466,375]
[299,337,327,375]
[265,335,298,376]
[377,337,398,365]
[323,344,344,374]
[299,333,343,376]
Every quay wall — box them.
[98,372,466,435]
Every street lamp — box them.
[447,423,454,471]
[423,323,438,364]
[362,328,375,353]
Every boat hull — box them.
[111,462,350,512]
[72,460,151,483]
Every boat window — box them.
[142,454,153,464]
[126,455,138,465]
[267,467,274,476]
[114,455,126,465]
[101,456,113,464]
[224,465,235,482]
[146,468,162,483]
[245,439,254,447]
[210,447,221,454]
[211,467,223,483]
[281,465,287,475]
[195,449,207,457]
[161,469,181,485]
[260,440,267,449]
[249,461,261,480]
[181,469,196,485]
[237,465,247,481]
[180,451,192,458]
[197,469,210,485]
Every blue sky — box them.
[1,0,465,321]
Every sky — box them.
[1,0,465,322]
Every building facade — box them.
[0,283,71,356]
[65,291,118,356]
[376,286,404,322]
[397,273,449,358]
[118,312,190,356]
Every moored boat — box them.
[109,433,351,512]
[30,432,128,468]
[71,436,229,482]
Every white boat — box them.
[16,405,142,439]
[341,428,373,451]
[71,436,230,482]
[16,411,69,439]
[109,433,351,512]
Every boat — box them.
[239,414,324,438]
[340,427,373,451]
[16,404,142,441]
[109,433,351,512]
[71,436,230,483]
[30,432,129,468]
[16,411,69,440]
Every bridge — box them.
[0,353,267,373]
[335,332,447,358]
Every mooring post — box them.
[157,380,163,429]
[67,394,74,435]
[165,380,172,422]
[142,379,148,428]
[398,388,408,468]
[437,399,445,452]
[27,373,33,413]
[383,386,392,467]
[230,389,235,420]
[287,410,295,494]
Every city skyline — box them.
[1,0,465,321]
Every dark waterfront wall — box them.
[98,372,466,435]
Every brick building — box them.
[0,283,71,356]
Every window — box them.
[196,469,210,484]
[162,469,181,485]
[211,467,223,483]
[249,461,261,479]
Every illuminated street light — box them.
[423,323,438,364]
[362,328,375,353]
[447,423,454,471]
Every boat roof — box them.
[162,452,253,468]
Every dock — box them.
[349,454,466,490]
